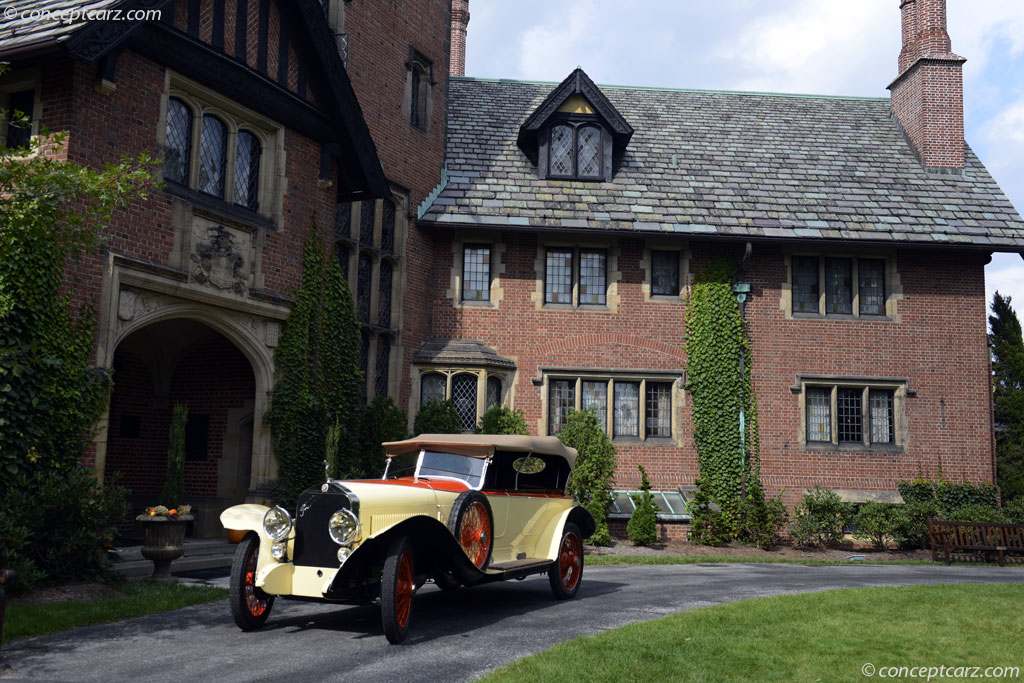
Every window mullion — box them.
[817,257,826,316]
[639,379,647,441]
[189,109,202,190]
[862,386,870,446]
[852,258,860,319]
[572,248,580,307]
[830,386,838,446]
[574,377,582,412]
[607,378,615,437]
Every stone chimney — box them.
[450,0,470,77]
[888,0,967,170]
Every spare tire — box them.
[447,491,494,570]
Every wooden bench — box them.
[927,519,1024,567]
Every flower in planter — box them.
[137,504,193,522]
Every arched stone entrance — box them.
[102,310,274,537]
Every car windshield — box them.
[416,450,486,488]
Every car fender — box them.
[220,503,271,535]
[538,505,595,561]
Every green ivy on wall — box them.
[684,255,760,530]
[267,220,363,505]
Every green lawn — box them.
[3,581,227,643]
[482,583,1024,682]
[586,554,936,566]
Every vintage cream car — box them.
[220,434,595,643]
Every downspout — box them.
[733,242,753,502]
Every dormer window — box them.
[549,123,603,179]
[518,68,633,184]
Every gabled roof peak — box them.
[516,67,633,163]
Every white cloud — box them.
[986,253,1024,318]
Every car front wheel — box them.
[548,522,583,600]
[381,535,416,644]
[229,534,275,630]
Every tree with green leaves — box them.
[356,396,408,478]
[267,222,363,503]
[990,291,1024,502]
[558,408,616,546]
[413,399,462,435]
[0,115,152,588]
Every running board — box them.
[481,559,554,582]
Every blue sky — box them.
[463,0,1024,318]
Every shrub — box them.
[559,409,617,546]
[354,396,408,479]
[895,500,943,549]
[936,481,998,513]
[627,465,659,547]
[160,402,188,509]
[0,462,128,593]
[413,399,462,435]
[1004,498,1024,524]
[737,485,789,550]
[789,486,853,548]
[852,503,906,550]
[475,403,529,435]
[687,480,731,547]
[947,504,1008,524]
[897,479,935,505]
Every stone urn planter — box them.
[137,508,194,579]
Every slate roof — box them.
[421,77,1024,249]
[413,338,517,369]
[0,0,120,54]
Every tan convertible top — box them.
[382,434,578,467]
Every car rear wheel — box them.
[229,534,275,630]
[381,535,415,644]
[548,522,583,600]
[448,491,494,570]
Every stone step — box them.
[110,538,238,578]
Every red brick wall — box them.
[450,0,469,77]
[343,0,451,412]
[425,234,995,502]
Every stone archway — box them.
[104,317,263,537]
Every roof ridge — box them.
[450,76,890,102]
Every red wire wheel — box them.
[448,491,494,570]
[229,535,275,630]
[382,535,416,644]
[548,522,584,599]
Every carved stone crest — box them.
[191,225,247,295]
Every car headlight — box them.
[271,541,287,560]
[263,506,293,541]
[328,508,360,545]
[337,547,352,564]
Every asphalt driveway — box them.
[3,563,1023,682]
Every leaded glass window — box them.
[652,251,679,296]
[579,249,606,305]
[837,388,862,443]
[486,376,502,408]
[357,252,372,323]
[198,114,226,197]
[549,380,575,435]
[378,260,393,327]
[806,388,831,442]
[164,97,192,185]
[375,336,391,397]
[793,256,819,313]
[381,200,395,253]
[582,380,607,432]
[859,259,886,316]
[825,258,853,315]
[614,382,639,438]
[234,130,261,210]
[452,374,478,432]
[462,245,491,301]
[359,200,375,245]
[335,202,352,239]
[645,382,672,437]
[869,389,894,444]
[420,373,445,406]
[577,125,601,178]
[550,124,573,177]
[545,249,573,304]
[410,67,421,128]
[335,243,349,279]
